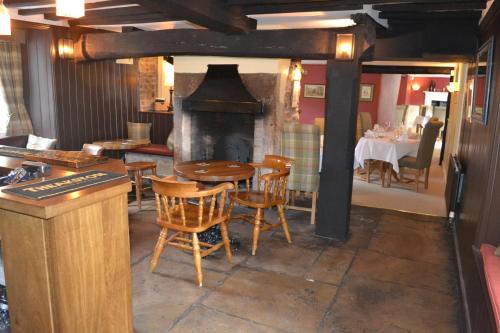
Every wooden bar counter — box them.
[0,156,133,332]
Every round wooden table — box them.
[174,160,255,184]
[92,139,151,151]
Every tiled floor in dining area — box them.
[129,201,461,333]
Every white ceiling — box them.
[8,1,388,32]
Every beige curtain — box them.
[0,42,33,136]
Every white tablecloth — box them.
[353,137,420,173]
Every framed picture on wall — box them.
[304,84,326,98]
[359,84,374,102]
[472,37,495,124]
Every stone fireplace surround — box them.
[173,57,295,164]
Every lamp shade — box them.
[56,0,85,18]
[58,39,74,59]
[163,60,174,87]
[412,83,421,91]
[0,3,11,36]
[335,33,355,60]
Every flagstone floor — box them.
[129,201,460,333]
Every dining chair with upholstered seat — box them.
[82,143,104,156]
[149,176,234,287]
[398,118,443,192]
[229,155,292,255]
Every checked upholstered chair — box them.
[398,118,443,192]
[149,176,234,287]
[282,122,320,224]
[229,155,292,256]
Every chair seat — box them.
[398,156,419,169]
[125,161,157,171]
[157,203,227,232]
[230,191,283,208]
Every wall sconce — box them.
[411,83,421,91]
[292,63,303,82]
[335,33,355,60]
[163,56,174,112]
[56,0,85,18]
[0,1,11,36]
[446,82,460,93]
[58,39,74,59]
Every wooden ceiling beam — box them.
[240,2,363,14]
[380,10,482,20]
[373,1,486,12]
[45,6,151,22]
[133,0,256,34]
[18,0,132,16]
[4,0,52,7]
[68,13,179,26]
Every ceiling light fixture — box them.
[0,0,11,36]
[56,0,85,19]
[335,33,355,60]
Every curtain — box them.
[0,42,33,136]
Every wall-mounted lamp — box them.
[446,82,460,93]
[411,83,421,91]
[163,56,174,112]
[58,39,74,59]
[292,63,303,82]
[0,1,11,36]
[335,33,355,60]
[56,0,85,18]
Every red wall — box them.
[298,64,380,124]
[397,75,450,106]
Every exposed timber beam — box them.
[45,6,152,22]
[4,0,52,7]
[241,2,363,14]
[132,0,256,34]
[69,13,179,26]
[380,10,482,20]
[373,1,486,12]
[362,65,454,74]
[18,0,131,16]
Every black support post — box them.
[315,59,361,241]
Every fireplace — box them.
[183,64,263,162]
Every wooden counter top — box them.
[0,155,131,219]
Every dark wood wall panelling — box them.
[455,5,500,332]
[24,27,173,151]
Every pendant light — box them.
[0,0,11,36]
[56,0,85,19]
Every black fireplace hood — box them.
[182,65,263,114]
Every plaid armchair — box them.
[282,123,320,194]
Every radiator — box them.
[445,154,464,216]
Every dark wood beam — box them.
[69,13,179,26]
[133,0,256,34]
[373,1,486,12]
[45,6,152,22]
[4,0,52,7]
[362,65,454,75]
[240,2,362,14]
[380,10,482,20]
[18,0,131,16]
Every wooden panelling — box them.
[455,13,500,333]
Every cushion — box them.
[480,244,500,331]
[26,134,57,150]
[495,246,500,257]
[166,131,174,151]
[130,144,173,157]
[127,122,151,140]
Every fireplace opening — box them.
[190,111,254,162]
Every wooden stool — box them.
[125,161,157,209]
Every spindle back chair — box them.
[149,175,234,287]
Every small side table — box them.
[125,161,157,209]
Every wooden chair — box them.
[82,143,104,156]
[229,155,292,255]
[399,119,443,192]
[125,161,157,209]
[149,176,234,287]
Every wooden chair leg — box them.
[278,204,292,243]
[387,164,393,187]
[252,208,262,256]
[400,167,404,182]
[150,227,168,272]
[135,170,142,209]
[415,169,420,192]
[310,192,317,225]
[220,221,232,264]
[367,161,372,183]
[192,233,203,287]
[227,200,234,221]
[425,168,430,189]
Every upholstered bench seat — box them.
[480,244,500,331]
[130,144,173,157]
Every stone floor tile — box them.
[320,276,459,333]
[129,213,160,265]
[169,305,284,333]
[132,259,225,333]
[349,249,457,295]
[203,268,338,333]
[305,247,356,285]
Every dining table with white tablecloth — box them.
[353,135,420,173]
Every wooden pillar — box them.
[315,59,361,241]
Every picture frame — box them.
[359,84,374,102]
[304,84,325,99]
[472,37,495,125]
